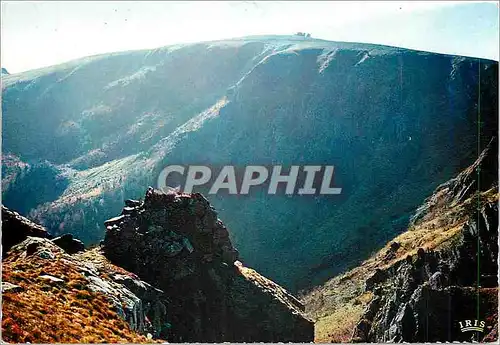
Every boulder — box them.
[51,233,85,254]
[1,205,50,255]
[52,234,85,254]
[14,237,64,258]
[365,268,389,291]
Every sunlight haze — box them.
[1,1,499,73]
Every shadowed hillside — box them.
[2,35,498,290]
[304,139,498,342]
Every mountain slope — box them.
[2,36,498,290]
[303,140,498,342]
[1,190,313,343]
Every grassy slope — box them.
[1,244,159,343]
[303,188,498,342]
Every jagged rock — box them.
[382,285,498,342]
[351,318,371,343]
[16,237,64,258]
[353,142,499,342]
[389,242,400,251]
[104,214,126,226]
[122,206,139,215]
[364,295,381,320]
[51,233,85,254]
[428,271,446,289]
[103,188,314,342]
[306,140,498,343]
[365,268,388,291]
[112,274,164,300]
[24,239,58,260]
[409,138,498,227]
[86,274,149,332]
[79,263,168,336]
[1,205,50,255]
[125,199,142,207]
[10,237,60,258]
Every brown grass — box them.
[2,245,159,343]
[304,188,499,343]
[314,303,365,343]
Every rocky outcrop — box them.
[350,140,498,343]
[304,140,498,343]
[51,233,85,254]
[75,250,168,337]
[409,137,498,227]
[102,188,314,342]
[1,205,86,255]
[2,205,50,255]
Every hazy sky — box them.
[1,1,499,73]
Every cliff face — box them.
[304,140,498,343]
[102,188,314,342]
[1,191,313,343]
[2,36,497,290]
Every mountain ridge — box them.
[2,35,497,79]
